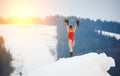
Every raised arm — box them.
[74,25,77,32]
[74,20,80,32]
[64,19,69,33]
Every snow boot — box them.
[70,52,73,57]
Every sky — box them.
[0,0,120,22]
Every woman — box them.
[64,19,79,57]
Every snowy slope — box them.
[29,53,115,76]
[95,30,120,40]
[0,24,57,76]
[0,25,115,76]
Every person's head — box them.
[69,25,74,31]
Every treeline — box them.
[43,15,120,34]
[87,19,120,34]
[1,15,120,34]
[0,16,64,24]
[0,36,14,76]
[0,16,43,24]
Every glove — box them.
[75,20,79,26]
[64,19,69,25]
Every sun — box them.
[11,6,33,25]
[14,6,29,18]
[18,12,28,18]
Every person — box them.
[64,19,79,57]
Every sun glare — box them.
[1,1,46,25]
[11,6,34,25]
[13,6,29,18]
[18,12,27,18]
[11,8,33,28]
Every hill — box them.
[43,15,120,76]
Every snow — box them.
[0,25,115,76]
[29,53,115,76]
[0,24,57,76]
[95,30,120,40]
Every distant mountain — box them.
[43,15,120,76]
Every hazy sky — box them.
[0,0,120,22]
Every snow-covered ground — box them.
[0,25,115,76]
[95,30,120,40]
[31,53,115,76]
[0,24,57,76]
